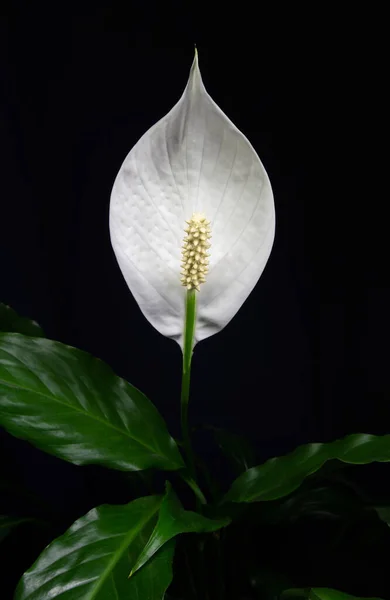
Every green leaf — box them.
[130,482,231,577]
[15,495,175,600]
[0,304,44,337]
[224,434,390,503]
[213,427,255,473]
[0,333,184,471]
[0,515,32,543]
[251,482,366,527]
[372,506,390,527]
[310,590,383,600]
[282,588,383,600]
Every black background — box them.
[0,3,388,598]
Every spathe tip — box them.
[190,44,201,79]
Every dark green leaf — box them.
[224,434,390,503]
[213,427,255,473]
[0,515,32,543]
[0,333,184,471]
[311,590,382,600]
[130,482,231,577]
[0,304,44,337]
[266,482,367,524]
[373,506,390,527]
[282,588,383,600]
[310,590,382,600]
[15,495,175,600]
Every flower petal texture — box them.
[110,52,275,347]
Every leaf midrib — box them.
[0,376,167,461]
[84,501,161,600]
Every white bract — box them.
[109,52,275,348]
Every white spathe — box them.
[109,53,275,348]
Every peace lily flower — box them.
[110,51,275,493]
[109,50,275,351]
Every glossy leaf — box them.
[15,495,175,600]
[0,333,183,471]
[282,588,383,600]
[0,304,44,337]
[224,434,390,503]
[130,482,231,576]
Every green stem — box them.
[181,289,197,477]
[180,472,207,505]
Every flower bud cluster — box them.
[181,213,211,291]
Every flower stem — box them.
[180,471,207,505]
[181,289,197,481]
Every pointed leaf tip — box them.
[129,482,230,576]
[14,497,175,600]
[0,333,184,472]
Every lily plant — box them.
[109,48,275,489]
[0,51,389,600]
